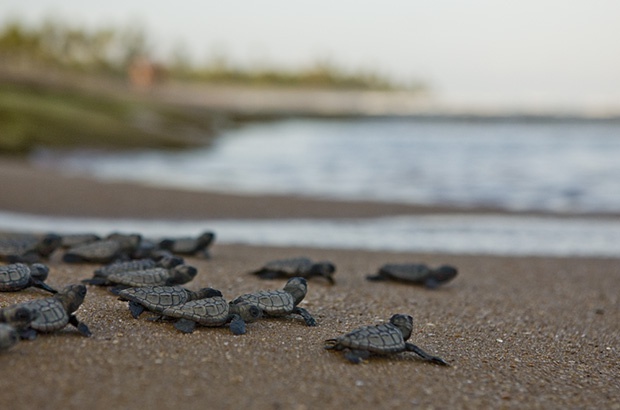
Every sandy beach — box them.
[0,159,619,409]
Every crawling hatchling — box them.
[0,233,61,263]
[231,277,317,326]
[117,285,222,319]
[249,257,336,284]
[324,314,448,365]
[63,233,142,263]
[0,263,57,293]
[0,305,37,339]
[367,263,458,289]
[158,231,215,258]
[161,296,262,335]
[0,284,91,340]
[82,256,183,286]
[104,265,198,294]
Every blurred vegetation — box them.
[0,19,426,154]
[0,18,423,90]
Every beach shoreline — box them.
[0,157,619,409]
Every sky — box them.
[2,0,619,112]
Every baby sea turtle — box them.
[0,323,19,351]
[82,256,184,286]
[161,296,262,335]
[0,233,61,263]
[158,231,215,258]
[117,285,222,318]
[63,233,142,263]
[231,277,317,326]
[104,265,198,293]
[366,263,458,289]
[249,257,336,284]
[0,305,37,338]
[2,284,91,340]
[59,233,101,249]
[0,263,58,293]
[324,314,448,365]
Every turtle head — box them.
[197,231,215,248]
[58,284,88,314]
[389,314,413,341]
[230,301,262,323]
[283,277,308,305]
[156,254,184,269]
[310,262,336,284]
[193,287,223,300]
[428,265,458,288]
[37,234,62,256]
[0,324,19,350]
[168,265,198,285]
[29,263,50,281]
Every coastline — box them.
[0,158,619,409]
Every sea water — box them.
[17,117,620,256]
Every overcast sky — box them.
[2,0,619,111]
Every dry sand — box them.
[0,159,619,409]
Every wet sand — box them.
[0,159,619,409]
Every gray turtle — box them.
[0,323,19,351]
[158,231,215,258]
[0,263,58,293]
[0,233,61,263]
[324,314,448,365]
[161,296,262,335]
[366,263,458,289]
[82,256,184,286]
[117,285,222,318]
[105,265,198,293]
[249,257,336,284]
[2,284,91,340]
[63,233,142,263]
[231,277,317,326]
[59,233,101,249]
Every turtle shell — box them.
[161,296,229,326]
[0,263,33,291]
[94,259,158,278]
[63,239,123,263]
[233,290,294,316]
[332,322,406,354]
[107,268,173,287]
[118,286,192,314]
[19,298,69,332]
[260,257,313,275]
[378,264,432,282]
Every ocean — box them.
[15,117,620,257]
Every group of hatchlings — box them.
[0,230,457,365]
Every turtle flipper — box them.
[365,273,387,281]
[292,307,317,326]
[69,315,92,337]
[405,342,448,365]
[20,328,37,341]
[32,280,59,294]
[128,301,145,319]
[81,277,109,286]
[424,277,440,289]
[109,285,129,295]
[228,314,247,335]
[174,318,197,334]
[344,349,370,364]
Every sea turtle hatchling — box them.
[104,265,198,293]
[63,233,142,263]
[324,314,448,365]
[0,233,61,263]
[117,285,223,319]
[161,296,262,335]
[366,263,458,289]
[82,256,184,286]
[1,284,91,340]
[0,323,19,352]
[0,305,37,338]
[249,257,336,284]
[158,231,215,258]
[0,263,58,293]
[231,277,317,326]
